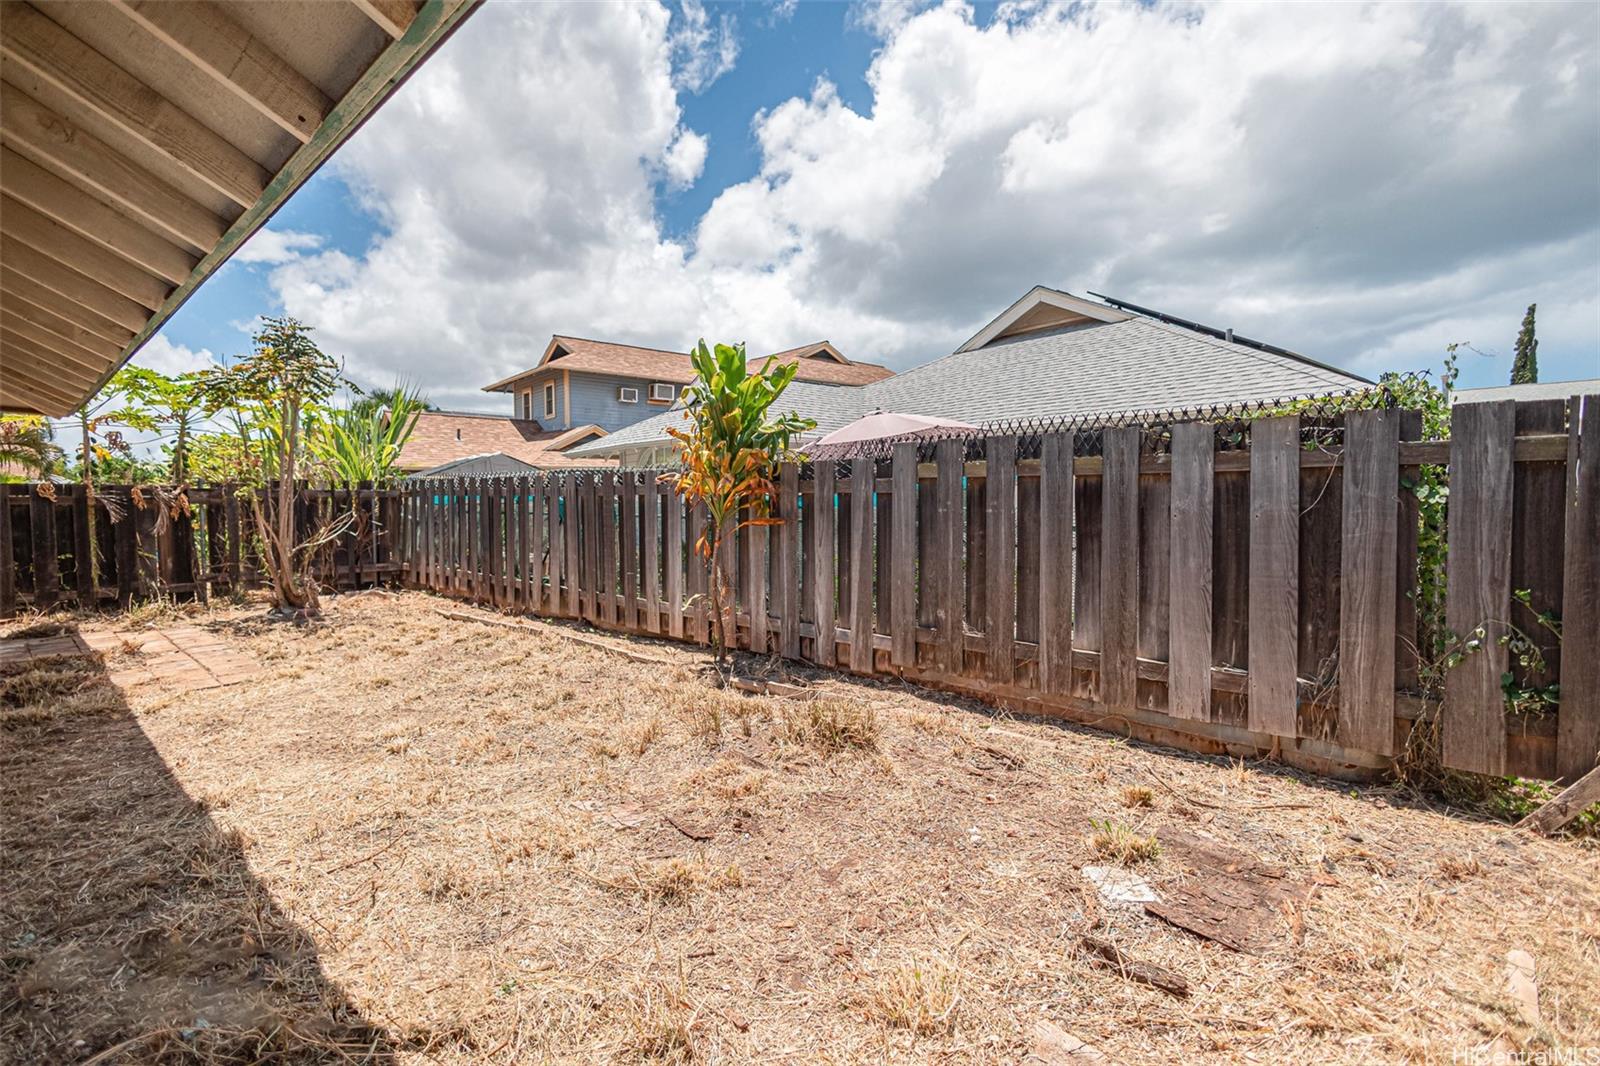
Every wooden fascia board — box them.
[955,286,1131,354]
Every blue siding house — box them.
[482,336,893,434]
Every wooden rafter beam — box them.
[0,146,198,285]
[0,272,136,348]
[107,0,333,144]
[0,367,77,413]
[351,0,421,39]
[0,81,227,253]
[2,300,124,368]
[0,3,269,208]
[0,195,172,311]
[0,335,100,400]
[1,318,112,386]
[0,238,150,334]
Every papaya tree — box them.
[664,340,814,664]
[196,317,341,617]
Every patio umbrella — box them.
[806,411,978,459]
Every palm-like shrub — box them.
[308,386,426,484]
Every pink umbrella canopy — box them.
[807,411,978,458]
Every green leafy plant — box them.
[104,366,209,482]
[195,317,342,617]
[663,340,814,664]
[307,384,426,484]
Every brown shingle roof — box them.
[483,338,893,392]
[397,411,614,471]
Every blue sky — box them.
[141,0,1598,409]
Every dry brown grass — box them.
[1087,818,1162,864]
[776,696,878,754]
[3,590,1598,1064]
[861,955,963,1034]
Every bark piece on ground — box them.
[1079,935,1190,998]
[1143,830,1315,954]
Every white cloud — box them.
[132,334,216,376]
[663,127,709,188]
[233,227,324,265]
[267,0,1599,413]
[670,0,739,94]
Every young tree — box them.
[664,340,814,664]
[105,367,209,482]
[197,317,341,617]
[1510,303,1538,385]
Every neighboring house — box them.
[1452,379,1600,405]
[396,410,614,474]
[570,286,1374,464]
[408,453,544,480]
[480,337,893,434]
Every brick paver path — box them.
[0,625,258,692]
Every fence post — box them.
[1038,433,1074,695]
[1339,409,1400,755]
[1246,416,1299,736]
[810,460,836,666]
[889,445,917,668]
[1442,401,1514,776]
[1167,422,1213,720]
[1558,393,1600,781]
[932,440,964,675]
[0,485,14,618]
[984,435,1017,683]
[848,458,874,674]
[1099,426,1141,711]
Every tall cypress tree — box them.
[1510,303,1538,385]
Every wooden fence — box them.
[391,396,1597,784]
[0,482,402,615]
[5,395,1593,785]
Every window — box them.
[543,382,556,419]
[649,382,676,403]
[520,390,532,420]
[617,386,639,404]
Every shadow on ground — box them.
[0,626,390,1064]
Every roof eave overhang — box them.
[2,0,484,416]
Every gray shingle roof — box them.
[570,316,1371,458]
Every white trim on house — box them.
[649,382,677,404]
[618,386,639,403]
[955,285,1132,353]
[543,381,556,419]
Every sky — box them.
[136,0,1600,414]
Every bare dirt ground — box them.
[3,589,1597,1064]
